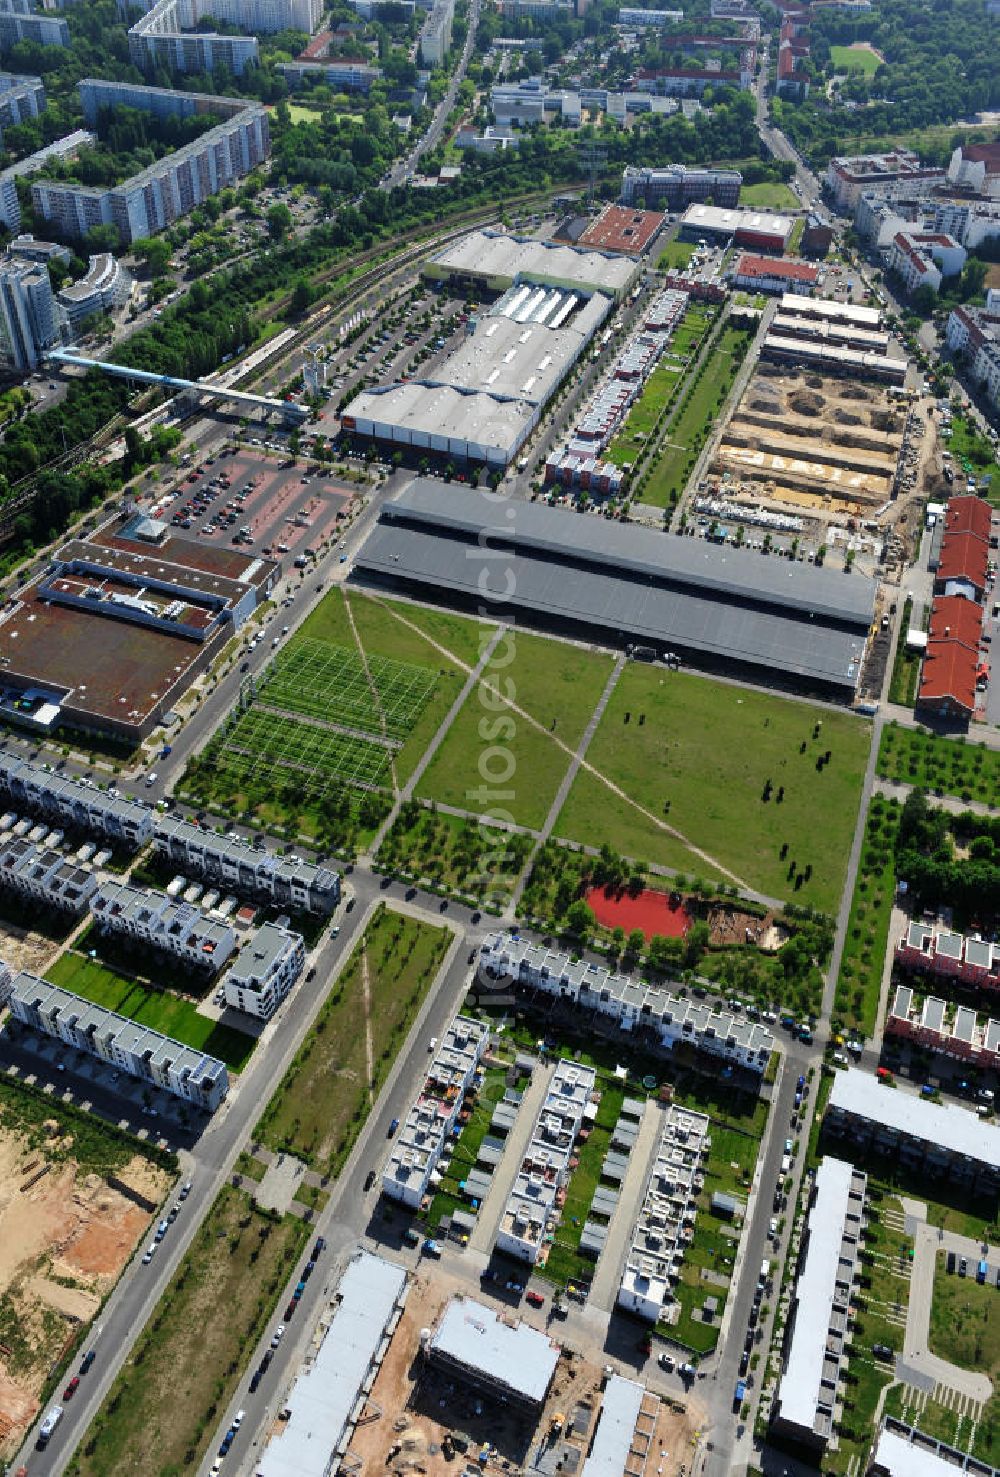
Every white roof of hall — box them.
[829,1066,1000,1167]
[346,381,531,456]
[431,230,638,294]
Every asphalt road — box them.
[14,868,491,1477]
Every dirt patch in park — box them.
[0,1123,169,1461]
[0,918,60,977]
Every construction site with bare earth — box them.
[0,1098,171,1460]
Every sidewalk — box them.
[468,1060,554,1255]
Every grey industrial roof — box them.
[257,1251,406,1477]
[829,1067,1000,1168]
[681,203,793,236]
[581,1375,645,1477]
[430,1297,560,1404]
[776,1157,860,1434]
[355,483,876,691]
[347,381,533,457]
[429,293,608,403]
[431,229,638,295]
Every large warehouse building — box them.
[423,228,640,301]
[354,481,877,700]
[679,203,794,252]
[342,282,611,467]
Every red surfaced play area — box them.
[584,886,692,943]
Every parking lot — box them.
[160,449,355,565]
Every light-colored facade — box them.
[0,129,94,233]
[128,0,322,76]
[58,253,132,331]
[382,1015,490,1207]
[154,815,340,913]
[223,921,304,1020]
[946,303,1000,415]
[0,8,67,46]
[8,970,228,1108]
[0,256,64,372]
[478,934,775,1075]
[278,59,382,91]
[496,1058,596,1264]
[771,1157,867,1452]
[32,82,269,244]
[0,757,154,848]
[887,230,965,295]
[618,7,684,22]
[617,1103,710,1321]
[825,150,945,212]
[0,835,96,914]
[90,879,236,974]
[0,71,43,143]
[419,0,453,64]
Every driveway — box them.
[900,1213,995,1405]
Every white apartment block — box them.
[420,0,453,65]
[223,921,305,1020]
[887,230,965,295]
[382,1015,491,1208]
[0,72,44,143]
[825,150,945,213]
[0,835,96,915]
[128,0,322,75]
[478,935,774,1077]
[617,1103,709,1321]
[154,815,340,914]
[8,970,228,1109]
[90,879,235,974]
[618,8,684,23]
[496,1058,596,1264]
[947,303,1000,416]
[0,756,154,848]
[771,1157,867,1453]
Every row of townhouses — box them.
[886,983,1000,1071]
[617,1103,709,1322]
[155,814,340,915]
[4,968,229,1109]
[382,1016,491,1208]
[895,916,1000,991]
[478,935,774,1078]
[0,756,154,848]
[0,834,96,914]
[770,1157,867,1454]
[496,1058,596,1264]
[90,879,236,974]
[824,1067,1000,1191]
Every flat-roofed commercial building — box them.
[223,921,304,1020]
[382,1015,490,1207]
[429,1297,560,1410]
[761,331,907,384]
[8,970,228,1108]
[343,289,610,468]
[355,481,877,700]
[497,1057,595,1263]
[733,253,819,295]
[90,879,236,975]
[479,933,775,1076]
[425,229,640,301]
[679,203,793,252]
[771,1157,867,1453]
[0,757,153,848]
[617,1104,710,1321]
[825,1067,1000,1191]
[154,815,340,914]
[0,835,96,915]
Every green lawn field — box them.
[738,181,801,209]
[641,323,746,508]
[45,954,256,1071]
[417,632,615,830]
[604,361,682,467]
[556,667,871,910]
[657,239,698,271]
[830,43,883,75]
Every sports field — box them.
[556,666,870,911]
[417,631,615,830]
[830,43,883,75]
[45,954,255,1070]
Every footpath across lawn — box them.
[256,905,451,1175]
[45,953,256,1071]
